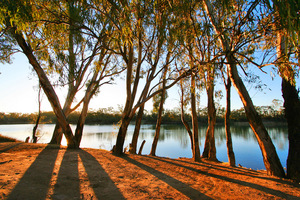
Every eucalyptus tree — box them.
[150,66,168,156]
[267,0,300,181]
[221,66,236,167]
[46,0,122,145]
[0,0,121,148]
[179,1,223,161]
[107,0,192,156]
[0,0,77,148]
[203,0,285,177]
[178,75,194,152]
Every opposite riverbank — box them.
[0,139,299,199]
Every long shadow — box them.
[150,156,299,199]
[122,155,213,200]
[79,150,125,200]
[52,149,80,200]
[156,156,298,187]
[8,145,60,200]
[0,143,22,153]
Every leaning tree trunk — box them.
[203,0,284,177]
[190,73,201,162]
[227,55,285,177]
[130,105,145,154]
[10,25,77,148]
[225,75,235,167]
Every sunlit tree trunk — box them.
[191,73,201,162]
[9,25,78,148]
[130,105,145,154]
[179,80,193,151]
[227,54,285,176]
[225,74,235,166]
[202,67,217,161]
[277,32,300,181]
[149,91,165,156]
[207,81,217,161]
[203,0,285,177]
[113,44,136,156]
[32,84,41,143]
[49,2,77,145]
[150,68,167,156]
[202,127,210,158]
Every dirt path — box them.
[0,142,299,199]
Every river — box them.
[0,123,288,170]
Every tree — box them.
[32,83,42,143]
[222,67,236,167]
[190,70,201,162]
[202,63,217,161]
[203,0,285,177]
[0,0,121,148]
[271,0,300,181]
[150,67,168,156]
[1,1,78,148]
[179,76,194,152]
[111,0,191,156]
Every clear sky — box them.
[0,52,299,114]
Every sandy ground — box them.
[0,142,300,200]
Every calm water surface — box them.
[0,124,288,170]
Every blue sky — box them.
[0,52,298,114]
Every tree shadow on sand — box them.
[7,145,60,200]
[149,156,300,199]
[79,150,125,200]
[122,155,213,200]
[8,147,124,200]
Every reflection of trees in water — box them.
[81,124,288,151]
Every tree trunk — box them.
[277,32,300,181]
[49,124,64,145]
[32,113,40,143]
[203,0,285,177]
[150,86,166,156]
[202,127,210,158]
[207,83,217,161]
[180,80,194,151]
[114,117,131,156]
[225,75,235,167]
[282,78,300,182]
[130,105,145,154]
[190,73,201,162]
[227,55,285,177]
[202,70,217,161]
[10,26,78,149]
[138,140,146,155]
[32,84,41,143]
[74,98,90,148]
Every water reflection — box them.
[0,123,288,170]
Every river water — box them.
[0,123,288,170]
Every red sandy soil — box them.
[0,142,300,200]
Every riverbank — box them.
[0,141,299,199]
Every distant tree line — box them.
[0,105,286,125]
